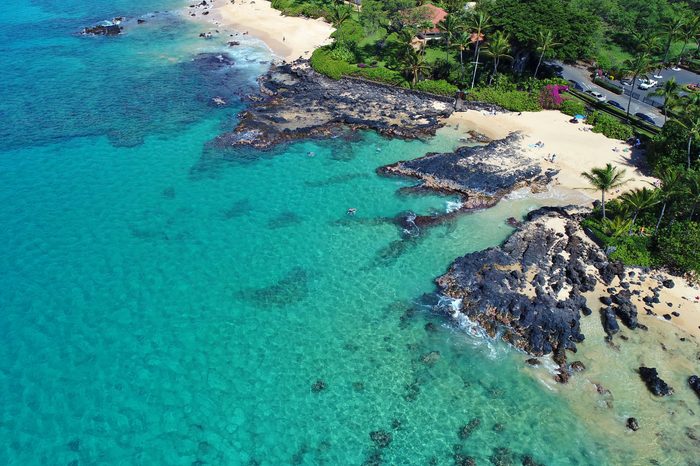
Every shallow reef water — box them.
[1,1,698,465]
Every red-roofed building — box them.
[400,4,449,36]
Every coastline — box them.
[184,0,334,62]
[446,110,657,200]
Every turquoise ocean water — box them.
[0,1,621,464]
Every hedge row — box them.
[593,77,623,95]
[465,87,541,112]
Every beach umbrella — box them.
[574,114,585,120]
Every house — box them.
[400,4,448,37]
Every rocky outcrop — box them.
[218,61,455,149]
[689,375,700,399]
[434,206,626,361]
[379,133,557,211]
[639,367,674,396]
[81,18,124,36]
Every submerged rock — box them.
[689,375,700,399]
[458,418,481,439]
[639,367,674,396]
[369,430,392,448]
[626,417,640,431]
[311,379,327,393]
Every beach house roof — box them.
[400,4,448,34]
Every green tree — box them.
[437,14,462,63]
[484,30,512,84]
[677,16,699,66]
[581,164,629,220]
[469,12,490,89]
[533,30,560,78]
[402,48,431,87]
[678,113,700,170]
[328,4,352,28]
[661,17,684,65]
[452,31,473,85]
[653,167,685,234]
[622,52,654,119]
[619,187,659,233]
[359,0,387,35]
[686,170,700,220]
[651,77,681,123]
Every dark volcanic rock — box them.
[379,133,556,210]
[221,61,455,149]
[81,22,123,36]
[639,367,674,396]
[435,207,605,358]
[689,375,700,399]
[626,417,640,431]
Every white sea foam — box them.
[446,200,463,213]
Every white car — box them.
[590,91,607,102]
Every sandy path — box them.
[185,0,334,62]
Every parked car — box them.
[639,81,655,90]
[608,100,624,110]
[620,79,633,86]
[590,91,607,102]
[568,79,584,91]
[635,112,656,124]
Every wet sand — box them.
[184,0,334,62]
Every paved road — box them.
[554,62,667,126]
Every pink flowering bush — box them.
[539,84,569,109]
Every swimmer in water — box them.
[347,208,357,215]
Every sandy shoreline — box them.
[184,0,334,62]
[446,110,657,200]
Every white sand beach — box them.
[186,0,334,62]
[447,110,657,199]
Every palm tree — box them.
[469,12,489,89]
[622,52,654,119]
[677,16,699,66]
[601,216,633,238]
[484,31,512,84]
[651,77,681,123]
[533,30,560,79]
[452,31,472,85]
[437,15,461,64]
[652,167,685,234]
[328,4,352,28]
[619,187,659,233]
[686,170,700,220]
[678,114,700,170]
[661,17,684,65]
[581,164,629,220]
[402,48,431,87]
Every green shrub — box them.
[560,98,586,116]
[352,67,408,86]
[608,235,653,267]
[329,44,355,63]
[593,77,623,95]
[466,87,541,112]
[415,79,458,96]
[588,111,633,140]
[654,221,700,275]
[310,47,354,79]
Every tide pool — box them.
[0,1,634,464]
